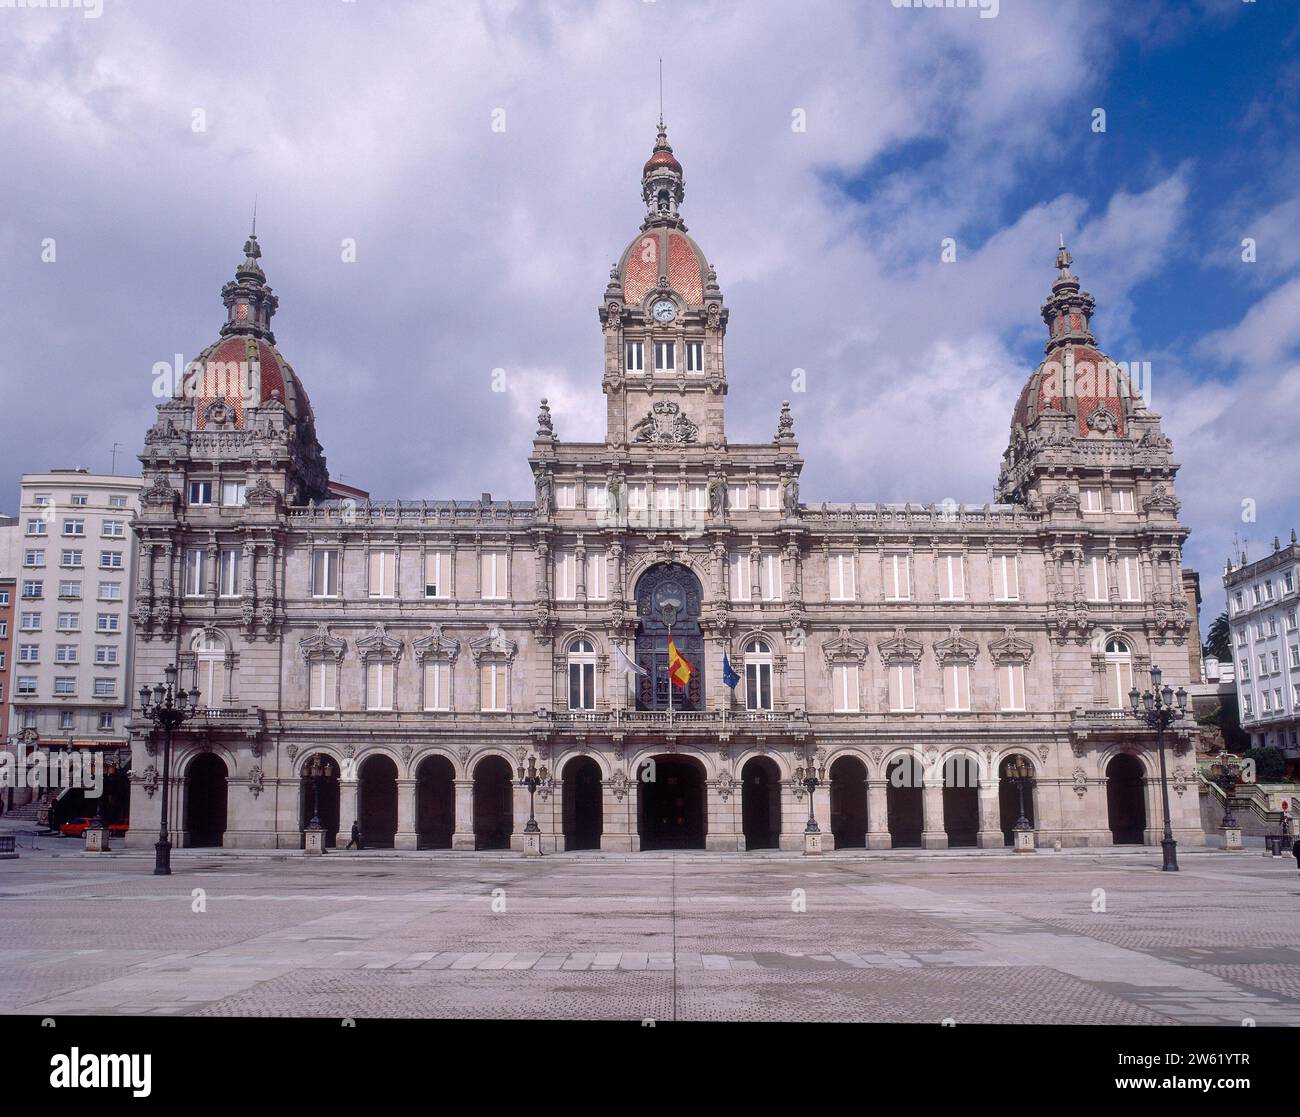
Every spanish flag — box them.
[667,638,693,689]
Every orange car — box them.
[58,817,129,837]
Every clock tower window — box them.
[686,340,703,372]
[654,341,675,372]
[625,340,644,373]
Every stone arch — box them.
[884,750,925,849]
[184,751,228,848]
[415,753,455,850]
[829,753,869,849]
[409,746,464,781]
[357,752,398,848]
[561,755,603,851]
[636,751,708,851]
[631,562,706,712]
[997,752,1038,846]
[297,750,342,848]
[552,748,614,781]
[292,746,347,778]
[1106,751,1147,844]
[740,755,781,850]
[472,753,514,850]
[941,751,981,848]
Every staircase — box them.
[1,801,46,825]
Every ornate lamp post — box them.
[1208,756,1244,851]
[1128,665,1187,873]
[303,755,335,855]
[1004,756,1036,852]
[517,754,549,856]
[137,665,201,875]
[793,752,826,854]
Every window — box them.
[828,554,856,601]
[554,551,577,600]
[760,553,781,601]
[184,548,207,596]
[1275,687,1284,712]
[20,612,41,631]
[1256,623,1266,640]
[1287,611,1297,633]
[95,645,119,665]
[109,495,128,508]
[219,549,240,597]
[98,581,121,601]
[309,660,338,711]
[18,644,38,663]
[0,621,6,638]
[943,663,971,711]
[1088,556,1108,602]
[1253,585,1262,605]
[587,550,608,600]
[368,548,396,598]
[55,645,78,664]
[1259,654,1268,677]
[1271,650,1281,674]
[832,664,859,712]
[654,340,675,371]
[568,638,596,710]
[585,483,608,511]
[1104,637,1133,708]
[730,551,752,602]
[93,678,116,698]
[1113,488,1135,512]
[55,579,79,598]
[99,551,123,569]
[366,662,396,710]
[26,519,46,536]
[745,640,773,711]
[194,632,226,706]
[686,484,707,512]
[222,480,246,507]
[102,520,125,538]
[62,518,84,536]
[1290,645,1299,670]
[1080,486,1103,512]
[628,484,648,511]
[1234,590,1244,612]
[61,549,83,566]
[424,551,450,598]
[1118,556,1141,602]
[625,340,644,372]
[991,554,1019,601]
[999,663,1026,711]
[16,677,36,696]
[655,484,679,512]
[98,712,115,730]
[54,677,76,696]
[1240,657,1251,681]
[23,550,44,567]
[59,712,74,730]
[686,340,703,372]
[1242,693,1254,717]
[481,661,508,711]
[1262,689,1274,713]
[58,612,80,631]
[70,493,87,506]
[888,663,916,711]
[938,554,965,601]
[422,660,451,711]
[883,553,911,601]
[1236,627,1248,648]
[22,580,43,598]
[33,494,51,506]
[188,481,213,505]
[95,613,118,632]
[726,484,749,511]
[480,550,508,599]
[1285,572,1296,595]
[311,550,340,597]
[550,482,576,511]
[757,484,780,511]
[0,592,7,607]
[1264,580,1275,601]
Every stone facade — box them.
[125,124,1204,853]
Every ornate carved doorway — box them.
[633,563,704,711]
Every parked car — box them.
[59,818,129,837]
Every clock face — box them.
[652,299,676,323]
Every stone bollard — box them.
[304,826,327,856]
[1013,827,1036,853]
[803,830,823,856]
[522,832,543,857]
[1223,827,1243,852]
[83,821,109,853]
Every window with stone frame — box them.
[934,628,979,712]
[987,627,1034,712]
[468,627,517,712]
[827,552,856,601]
[413,624,459,712]
[821,626,868,714]
[368,547,397,599]
[298,624,346,712]
[937,552,965,601]
[567,636,598,710]
[424,549,451,599]
[742,637,775,711]
[878,627,923,712]
[189,628,233,707]
[883,552,911,601]
[357,624,404,711]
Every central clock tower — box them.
[599,119,729,450]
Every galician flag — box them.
[667,638,694,689]
[613,644,648,677]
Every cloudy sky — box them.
[1,0,1297,622]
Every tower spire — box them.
[220,226,278,341]
[1040,238,1096,354]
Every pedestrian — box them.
[346,820,361,850]
[1293,831,1300,875]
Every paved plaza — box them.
[2,843,1299,1024]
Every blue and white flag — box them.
[722,654,740,689]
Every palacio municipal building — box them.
[124,122,1206,853]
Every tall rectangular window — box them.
[943,664,971,711]
[939,554,965,601]
[1080,486,1103,512]
[832,664,859,712]
[587,550,608,600]
[757,484,780,511]
[219,549,240,597]
[188,481,212,506]
[828,554,856,601]
[625,340,644,373]
[311,550,339,597]
[686,340,703,372]
[481,662,508,711]
[1113,488,1135,512]
[1000,663,1026,711]
[366,662,396,710]
[481,550,508,599]
[554,551,576,600]
[627,484,648,511]
[368,548,396,598]
[1088,556,1108,602]
[184,549,207,597]
[654,340,675,371]
[1118,556,1142,602]
[569,660,595,710]
[424,551,449,598]
[309,661,338,710]
[730,551,752,602]
[655,484,679,512]
[222,480,246,507]
[760,553,781,601]
[884,553,911,601]
[423,661,451,711]
[992,554,1019,601]
[554,483,576,510]
[585,483,608,511]
[726,484,749,511]
[888,663,916,711]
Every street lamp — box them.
[137,665,201,875]
[1128,664,1187,873]
[793,753,826,834]
[305,755,334,831]
[517,754,549,835]
[1004,756,1034,832]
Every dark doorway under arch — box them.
[998,755,1037,846]
[416,755,455,850]
[886,754,923,848]
[359,754,398,848]
[1107,753,1147,845]
[474,756,514,850]
[830,756,868,849]
[638,756,706,850]
[943,755,980,848]
[299,754,340,848]
[186,752,228,848]
[741,757,781,850]
[562,757,603,850]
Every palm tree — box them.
[1203,610,1232,663]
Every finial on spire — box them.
[252,195,258,238]
[1055,238,1072,272]
[658,57,664,128]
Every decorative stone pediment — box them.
[298,623,346,663]
[987,626,1035,664]
[1046,483,1080,514]
[467,625,518,664]
[141,474,180,509]
[1142,482,1180,516]
[877,626,923,666]
[630,400,698,446]
[355,623,404,663]
[413,623,461,663]
[245,474,281,507]
[821,625,868,668]
[933,626,980,665]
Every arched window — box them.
[192,630,227,708]
[568,638,596,710]
[1104,636,1133,708]
[745,638,773,711]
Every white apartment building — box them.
[8,471,142,770]
[1224,532,1300,758]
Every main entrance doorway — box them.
[942,754,980,848]
[473,755,514,850]
[185,752,228,848]
[416,755,455,849]
[358,754,398,848]
[638,756,706,850]
[886,754,923,848]
[829,755,868,848]
[562,756,603,850]
[740,757,780,850]
[1106,753,1146,844]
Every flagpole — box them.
[666,620,673,727]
